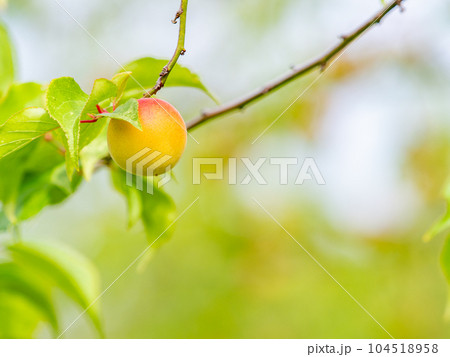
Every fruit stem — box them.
[96,104,108,114]
[80,105,111,123]
[80,118,99,123]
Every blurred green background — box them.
[1,0,450,338]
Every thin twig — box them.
[186,0,404,131]
[143,0,188,97]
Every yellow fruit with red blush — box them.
[107,98,187,176]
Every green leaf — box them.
[112,166,177,272]
[16,162,82,221]
[50,163,81,195]
[79,78,118,150]
[425,209,450,242]
[0,143,37,223]
[80,126,109,181]
[0,138,73,225]
[119,57,218,103]
[111,72,131,106]
[424,180,450,242]
[441,234,450,320]
[52,127,77,177]
[140,182,177,248]
[45,77,89,171]
[0,291,47,338]
[0,82,44,126]
[0,22,14,99]
[0,262,59,333]
[0,107,59,160]
[0,210,8,231]
[98,98,142,130]
[24,137,65,174]
[111,165,176,241]
[111,165,142,228]
[442,235,450,282]
[136,179,177,272]
[8,241,103,337]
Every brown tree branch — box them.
[186,0,405,131]
[143,0,188,98]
